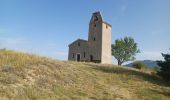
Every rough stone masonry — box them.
[68,11,112,64]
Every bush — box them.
[153,66,160,72]
[157,53,170,81]
[132,61,146,70]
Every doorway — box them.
[90,55,93,62]
[76,54,81,62]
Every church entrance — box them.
[76,54,81,62]
[90,55,93,61]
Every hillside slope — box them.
[0,49,170,100]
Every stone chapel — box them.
[68,11,112,64]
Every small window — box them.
[84,52,86,58]
[72,53,74,58]
[94,24,96,27]
[93,37,96,41]
[78,42,80,46]
[94,16,98,21]
[106,25,108,29]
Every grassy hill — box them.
[0,49,170,100]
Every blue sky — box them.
[0,0,170,64]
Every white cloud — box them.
[0,37,20,44]
[47,43,57,47]
[0,37,28,50]
[113,51,163,65]
[136,51,163,61]
[38,51,68,60]
[55,51,67,56]
[0,36,68,60]
[0,28,8,34]
[120,5,127,16]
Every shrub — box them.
[132,61,146,70]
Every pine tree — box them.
[157,53,170,81]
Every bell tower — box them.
[88,11,112,63]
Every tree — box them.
[157,53,170,81]
[111,37,140,66]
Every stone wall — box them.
[68,12,112,64]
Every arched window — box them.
[93,37,96,41]
[94,24,96,27]
[106,25,108,29]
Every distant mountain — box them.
[125,60,159,68]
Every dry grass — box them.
[0,49,170,100]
